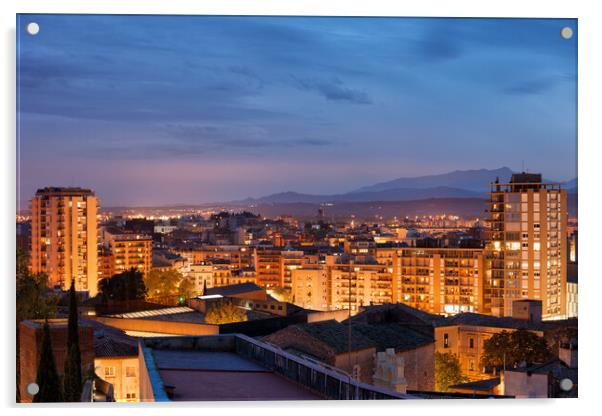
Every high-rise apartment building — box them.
[485,173,567,318]
[30,187,98,296]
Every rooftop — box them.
[107,306,205,324]
[205,282,264,297]
[293,320,375,353]
[352,323,434,352]
[436,312,545,331]
[349,302,445,328]
[450,377,501,392]
[140,334,410,401]
[35,187,95,196]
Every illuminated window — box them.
[443,333,449,348]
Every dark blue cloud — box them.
[292,76,372,104]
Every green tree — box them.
[435,351,467,392]
[98,269,147,302]
[178,276,195,300]
[34,321,64,402]
[480,330,552,370]
[63,281,82,402]
[204,300,248,325]
[144,269,183,299]
[16,250,58,322]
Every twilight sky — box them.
[17,15,577,207]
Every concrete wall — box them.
[398,343,435,391]
[503,371,549,398]
[334,348,376,384]
[306,310,350,323]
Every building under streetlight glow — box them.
[30,187,99,296]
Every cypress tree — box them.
[63,281,82,402]
[34,321,63,402]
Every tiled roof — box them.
[94,336,138,358]
[352,323,434,352]
[349,303,445,326]
[84,319,139,358]
[295,320,375,353]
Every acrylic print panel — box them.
[16,14,577,403]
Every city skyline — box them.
[18,15,577,207]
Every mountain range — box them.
[239,167,577,204]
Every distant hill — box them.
[353,167,514,193]
[239,168,578,205]
[243,186,484,204]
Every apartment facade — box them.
[485,173,567,318]
[30,187,99,295]
[291,267,330,310]
[255,249,283,288]
[390,248,485,315]
[289,248,485,316]
[110,234,153,276]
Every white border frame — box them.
[2,1,600,415]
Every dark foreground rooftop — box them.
[154,350,320,400]
[139,334,412,401]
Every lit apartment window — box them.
[443,333,449,348]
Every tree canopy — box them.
[98,269,147,302]
[480,330,552,370]
[204,300,247,325]
[144,268,194,301]
[16,250,58,322]
[435,351,467,392]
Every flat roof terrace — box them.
[150,348,322,401]
[140,334,411,401]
